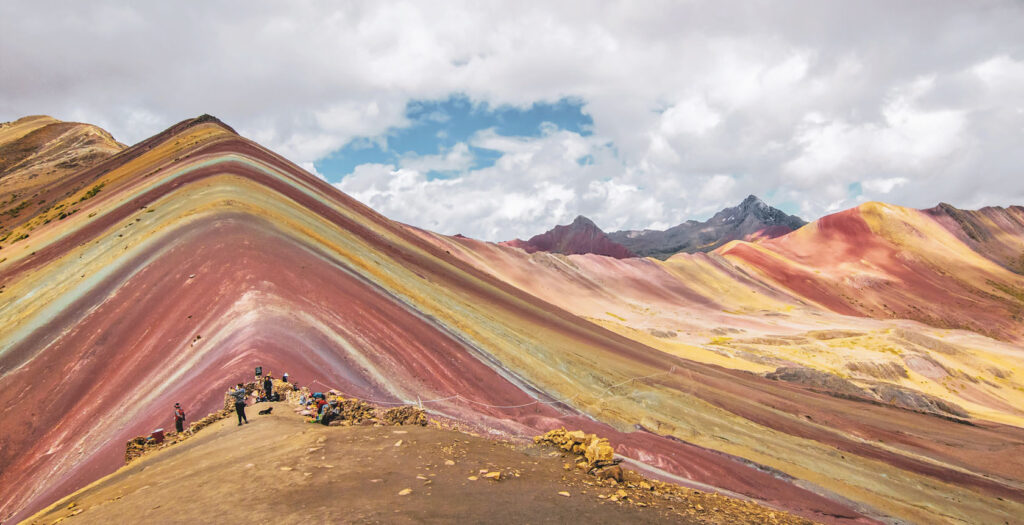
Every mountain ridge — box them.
[607,195,807,259]
[2,115,1024,524]
[500,214,635,258]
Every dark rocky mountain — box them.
[501,215,635,259]
[607,195,806,259]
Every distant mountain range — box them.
[503,195,806,259]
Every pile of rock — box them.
[272,380,297,398]
[328,397,377,424]
[124,436,149,463]
[381,405,428,426]
[188,408,232,433]
[222,382,259,410]
[125,402,234,464]
[534,428,621,481]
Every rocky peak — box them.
[607,196,807,259]
[500,215,635,258]
[571,215,598,228]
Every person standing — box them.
[263,375,274,402]
[231,383,249,426]
[174,403,186,433]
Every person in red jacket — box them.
[174,403,186,434]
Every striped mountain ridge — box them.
[1,116,1023,524]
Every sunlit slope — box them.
[416,222,1024,427]
[415,214,1024,522]
[720,202,1024,340]
[926,202,1024,274]
[1,117,1022,524]
[0,115,125,234]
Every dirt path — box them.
[27,403,811,524]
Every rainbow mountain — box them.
[1,115,1023,524]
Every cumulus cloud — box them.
[2,1,1024,239]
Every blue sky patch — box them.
[315,95,593,181]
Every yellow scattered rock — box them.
[467,476,478,481]
[398,488,412,496]
[279,466,293,471]
[585,438,615,465]
[444,459,456,466]
[394,440,403,447]
[484,471,501,480]
[558,491,571,497]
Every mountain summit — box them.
[501,215,635,258]
[607,195,806,259]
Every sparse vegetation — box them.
[78,182,105,202]
[988,279,1024,303]
[2,199,31,218]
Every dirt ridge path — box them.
[26,403,813,524]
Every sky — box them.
[2,1,1023,241]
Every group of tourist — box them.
[298,392,338,425]
[172,370,293,429]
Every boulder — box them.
[595,465,623,482]
[585,437,615,465]
[566,430,587,443]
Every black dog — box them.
[258,407,273,415]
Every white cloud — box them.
[2,1,1024,239]
[398,142,474,173]
[862,177,909,194]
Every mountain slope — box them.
[925,202,1024,274]
[0,115,125,234]
[0,116,869,524]
[501,215,634,258]
[608,195,806,259]
[1,116,1023,524]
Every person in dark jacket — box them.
[174,403,186,433]
[263,375,274,402]
[230,383,249,425]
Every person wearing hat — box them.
[174,403,186,434]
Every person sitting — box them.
[321,400,338,425]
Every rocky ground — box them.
[28,402,814,524]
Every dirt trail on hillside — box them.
[27,403,813,524]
